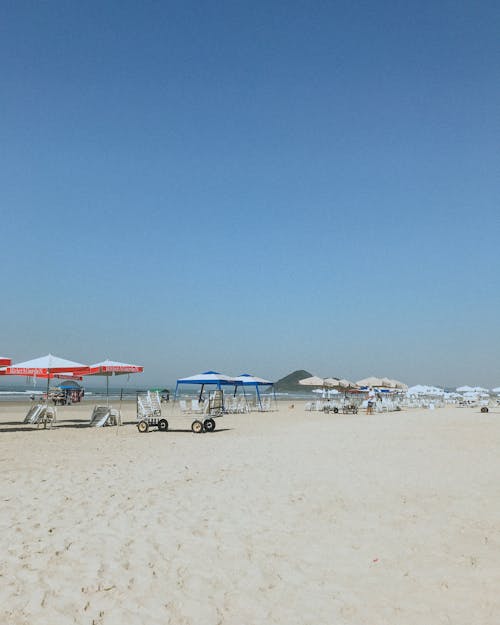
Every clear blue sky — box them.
[1,1,499,388]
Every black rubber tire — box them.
[191,420,203,434]
[158,418,169,431]
[480,407,489,413]
[203,418,216,432]
[137,420,149,433]
[333,407,339,414]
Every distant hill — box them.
[274,369,312,392]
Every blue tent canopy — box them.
[234,373,275,410]
[176,371,238,386]
[174,371,240,402]
[58,380,82,389]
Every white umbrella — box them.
[356,376,385,387]
[2,354,87,403]
[298,375,330,387]
[407,385,444,396]
[381,378,408,390]
[324,377,359,391]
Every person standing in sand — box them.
[366,387,375,414]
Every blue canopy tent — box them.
[234,374,275,411]
[174,371,239,403]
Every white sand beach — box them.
[0,401,499,624]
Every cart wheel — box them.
[191,420,203,434]
[481,407,489,413]
[137,420,149,433]
[158,418,169,431]
[333,407,339,414]
[203,418,216,432]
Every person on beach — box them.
[366,387,375,414]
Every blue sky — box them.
[1,1,499,388]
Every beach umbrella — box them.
[77,359,144,404]
[2,354,87,403]
[324,377,358,390]
[324,378,359,402]
[356,376,407,391]
[298,375,330,387]
[35,372,84,381]
[58,379,83,389]
[0,356,11,367]
[298,376,334,398]
[356,376,385,388]
[389,379,408,390]
[378,378,408,390]
[407,385,444,396]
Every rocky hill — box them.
[274,370,312,392]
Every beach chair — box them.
[208,390,224,416]
[191,399,202,412]
[23,403,56,428]
[24,403,45,424]
[137,394,153,421]
[89,405,122,427]
[148,390,162,416]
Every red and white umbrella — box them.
[76,359,143,404]
[2,354,87,400]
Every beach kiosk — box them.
[51,379,85,405]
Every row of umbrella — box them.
[298,375,408,391]
[0,354,143,403]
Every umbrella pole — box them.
[106,376,109,407]
[46,371,50,406]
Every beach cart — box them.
[136,389,225,433]
[191,389,224,433]
[341,403,359,414]
[136,390,167,432]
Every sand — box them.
[0,400,499,624]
